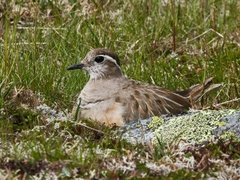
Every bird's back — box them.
[116,79,191,122]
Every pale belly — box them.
[79,99,125,126]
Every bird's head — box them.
[67,48,123,80]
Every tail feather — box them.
[175,77,222,107]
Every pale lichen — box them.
[152,109,238,145]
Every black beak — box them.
[67,63,85,70]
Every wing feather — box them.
[120,80,191,121]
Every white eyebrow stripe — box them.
[98,54,121,69]
[98,55,117,64]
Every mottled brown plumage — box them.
[67,48,218,126]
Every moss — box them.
[148,116,164,129]
[220,131,238,140]
[152,110,237,145]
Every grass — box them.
[0,0,240,178]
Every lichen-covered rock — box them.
[117,118,154,144]
[213,111,240,138]
[120,109,240,145]
[153,109,239,145]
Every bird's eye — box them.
[94,56,104,63]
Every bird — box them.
[67,48,218,126]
